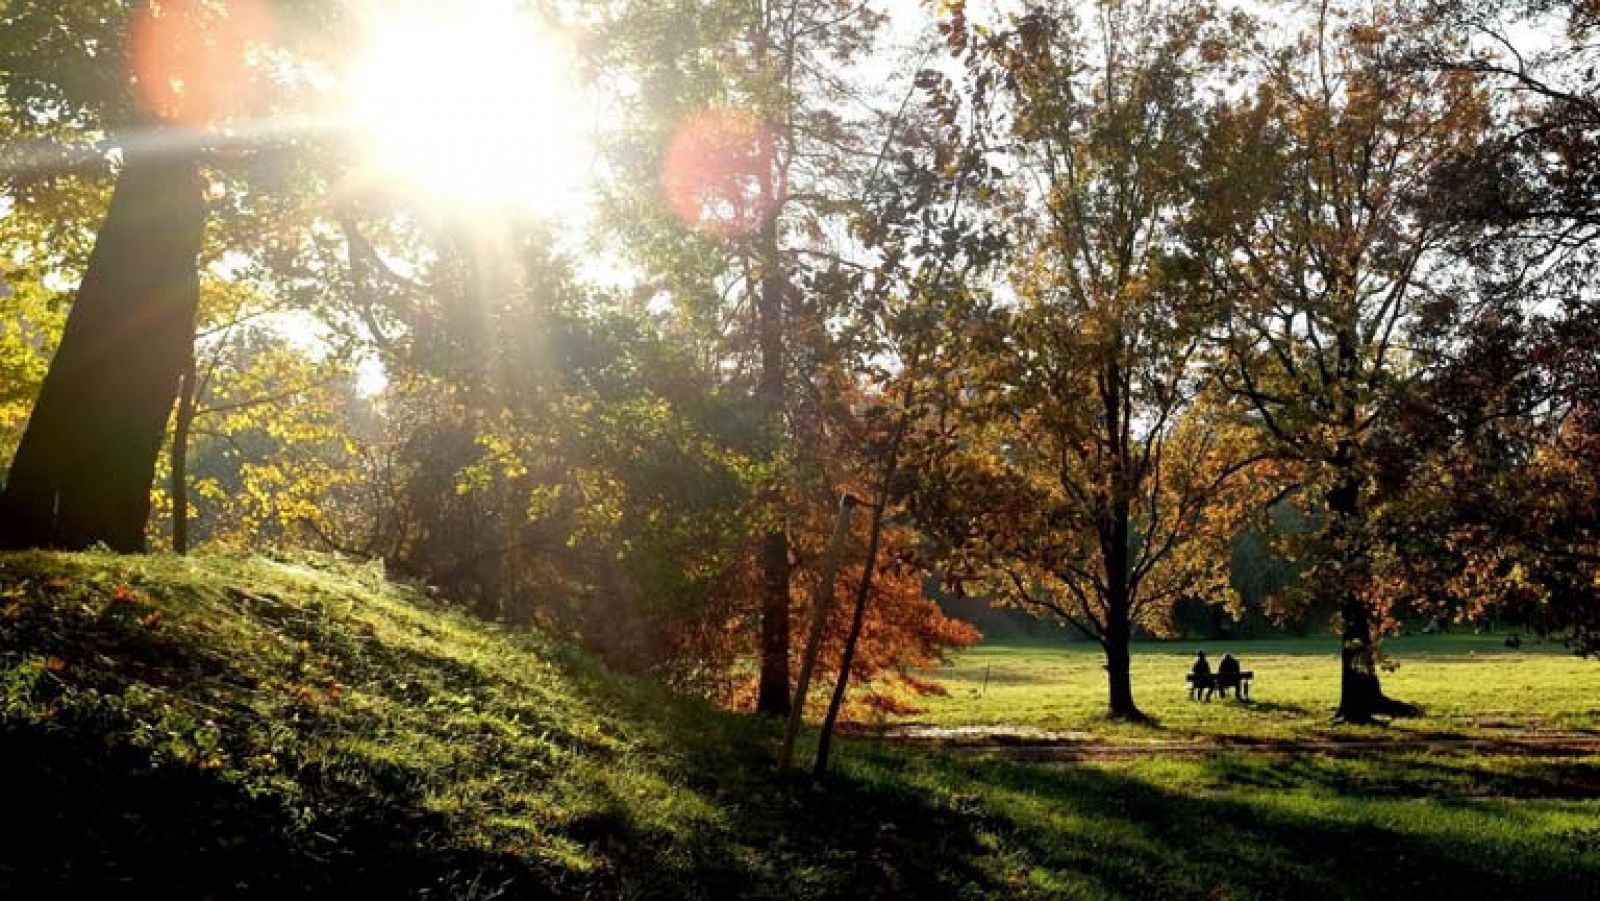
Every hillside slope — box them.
[0,551,948,898]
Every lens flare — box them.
[132,0,274,127]
[661,109,778,238]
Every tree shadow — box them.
[0,577,582,898]
[0,722,558,899]
[541,645,1600,899]
[12,565,1594,900]
[895,751,1600,900]
[1200,750,1600,801]
[1228,699,1312,717]
[544,651,1005,898]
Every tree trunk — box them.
[814,407,918,776]
[1104,619,1142,721]
[754,214,792,717]
[1105,639,1138,718]
[1327,470,1418,723]
[1102,527,1143,720]
[813,490,889,778]
[0,150,205,552]
[779,492,856,768]
[1100,355,1145,721]
[170,351,198,554]
[1337,592,1386,720]
[811,329,929,776]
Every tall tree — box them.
[600,0,889,715]
[0,0,280,550]
[1416,1,1600,652]
[1372,0,1600,653]
[1190,1,1491,722]
[0,152,204,550]
[1415,0,1600,259]
[0,2,199,549]
[910,0,1259,720]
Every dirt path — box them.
[859,724,1600,763]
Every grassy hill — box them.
[0,551,930,898]
[3,551,1599,899]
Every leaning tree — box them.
[0,0,325,551]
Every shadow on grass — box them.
[551,649,1600,900]
[0,573,578,898]
[0,723,552,899]
[843,748,1600,900]
[1226,699,1314,718]
[1202,750,1600,801]
[8,556,1593,900]
[543,647,1002,899]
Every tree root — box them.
[1106,707,1155,725]
[1334,693,1423,725]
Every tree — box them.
[159,305,364,553]
[911,0,1259,720]
[1392,2,1600,652]
[1190,1,1491,721]
[0,0,275,550]
[1414,0,1600,259]
[0,151,204,551]
[600,0,892,715]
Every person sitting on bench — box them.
[1217,652,1246,700]
[1190,651,1213,700]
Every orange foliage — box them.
[720,492,979,719]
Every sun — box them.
[345,4,590,216]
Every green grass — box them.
[0,550,795,896]
[836,746,1600,900]
[911,636,1600,740]
[3,551,1598,898]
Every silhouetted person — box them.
[1218,652,1243,699]
[1190,651,1212,701]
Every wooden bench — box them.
[1187,671,1253,701]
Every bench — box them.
[1187,671,1253,701]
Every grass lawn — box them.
[842,635,1600,897]
[832,744,1600,900]
[907,635,1600,740]
[5,551,1598,898]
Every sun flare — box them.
[346,5,590,215]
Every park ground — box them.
[861,635,1600,897]
[896,634,1600,744]
[2,551,1598,899]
